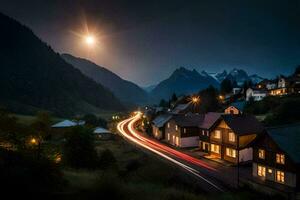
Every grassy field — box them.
[12,114,63,125]
[59,136,279,200]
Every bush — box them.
[0,148,64,195]
[63,126,99,169]
[83,114,107,128]
[264,98,300,125]
[99,149,117,170]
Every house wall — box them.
[252,133,299,189]
[180,136,199,148]
[239,134,257,148]
[239,147,253,162]
[209,119,258,164]
[164,119,199,147]
[253,162,297,188]
[152,125,163,140]
[225,106,240,115]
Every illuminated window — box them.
[207,131,209,137]
[202,130,205,135]
[258,149,265,159]
[167,123,170,128]
[276,170,285,183]
[276,154,285,164]
[257,165,266,177]
[214,130,221,139]
[184,128,186,133]
[211,144,220,154]
[228,132,235,142]
[172,135,175,144]
[268,168,273,174]
[167,133,170,141]
[176,137,179,146]
[226,148,236,158]
[175,125,178,131]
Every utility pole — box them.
[237,135,240,189]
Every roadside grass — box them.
[60,136,278,199]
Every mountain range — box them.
[150,67,220,101]
[0,13,124,116]
[208,68,264,85]
[149,67,264,102]
[61,54,149,106]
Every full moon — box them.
[85,35,95,46]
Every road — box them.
[117,112,231,193]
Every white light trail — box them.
[117,113,224,192]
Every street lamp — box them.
[190,96,200,105]
[30,138,37,145]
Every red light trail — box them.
[117,113,224,192]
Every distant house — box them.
[270,76,300,96]
[165,114,203,147]
[171,104,191,114]
[52,120,85,128]
[257,79,277,90]
[209,115,265,164]
[224,101,246,115]
[252,124,300,191]
[198,112,222,152]
[152,114,172,140]
[246,88,268,101]
[93,127,112,140]
[232,87,242,95]
[51,120,85,139]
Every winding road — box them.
[117,112,230,193]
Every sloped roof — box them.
[172,114,204,127]
[52,120,77,128]
[152,114,172,128]
[230,101,246,111]
[94,127,111,134]
[172,104,190,114]
[222,114,265,135]
[267,124,300,163]
[199,112,222,129]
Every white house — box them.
[52,120,85,128]
[93,127,112,139]
[246,88,268,101]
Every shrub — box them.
[63,126,99,169]
[99,149,117,170]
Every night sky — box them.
[1,0,300,86]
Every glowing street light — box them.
[190,96,200,105]
[30,138,37,145]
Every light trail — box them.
[127,113,216,171]
[117,113,224,192]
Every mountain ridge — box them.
[150,67,220,101]
[0,12,124,116]
[61,53,149,106]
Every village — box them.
[140,69,300,198]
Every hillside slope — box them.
[0,13,124,116]
[61,54,149,105]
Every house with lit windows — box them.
[252,124,300,191]
[198,112,222,152]
[152,114,172,140]
[164,114,203,147]
[224,101,246,115]
[208,115,265,164]
[269,76,300,96]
